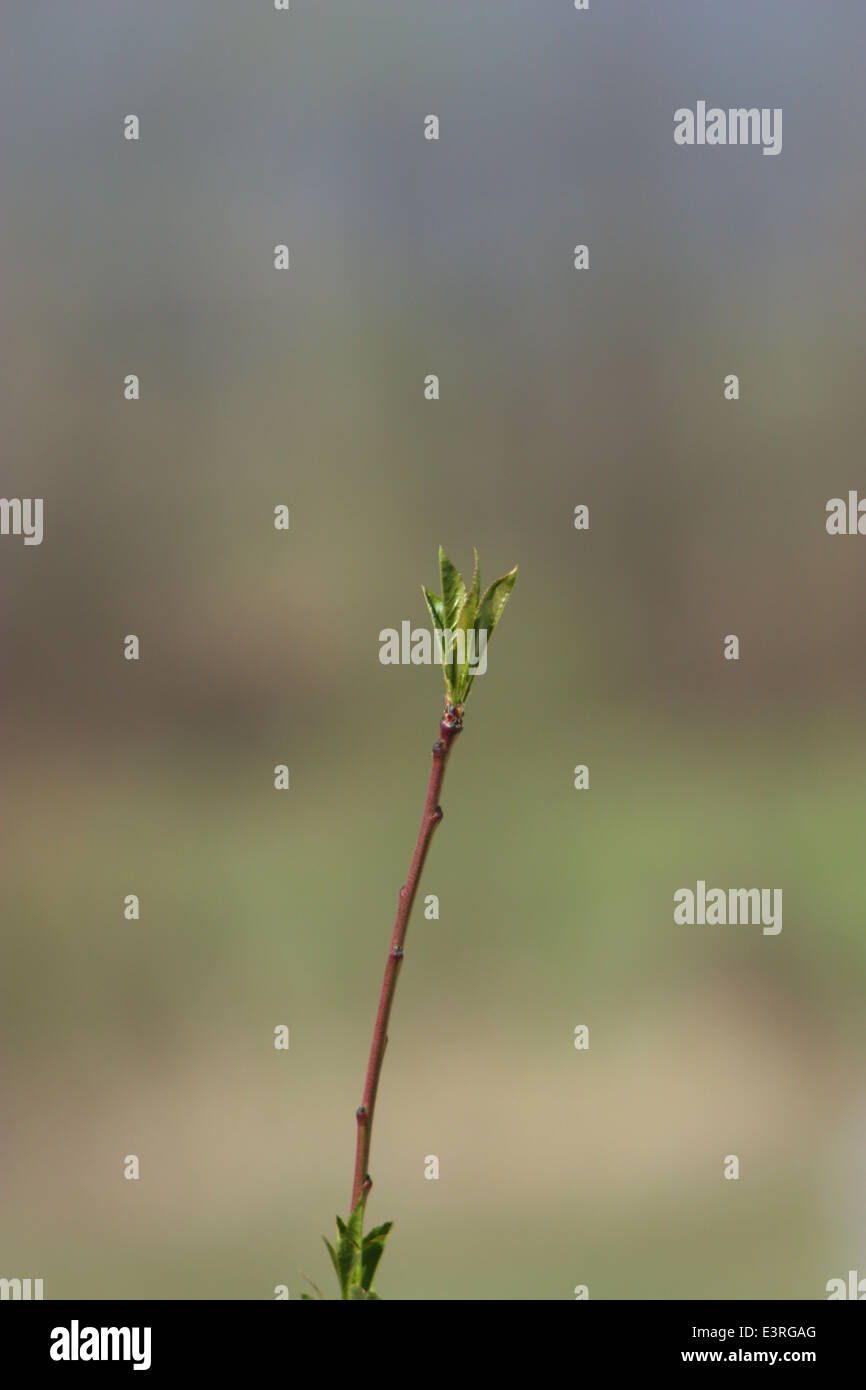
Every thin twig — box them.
[351,701,463,1210]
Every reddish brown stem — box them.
[351,702,463,1211]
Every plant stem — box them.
[351,701,463,1211]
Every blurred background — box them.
[1,0,865,1299]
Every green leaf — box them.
[359,1238,388,1293]
[347,1284,373,1299]
[360,1220,393,1293]
[465,564,518,699]
[336,1238,357,1292]
[300,1272,326,1300]
[438,547,467,700]
[421,585,445,632]
[438,546,466,632]
[424,550,517,706]
[474,564,518,640]
[328,1192,367,1297]
[422,585,453,699]
[323,1237,342,1288]
[363,1220,394,1244]
[453,548,481,702]
[465,548,481,624]
[346,1192,366,1250]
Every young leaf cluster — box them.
[306,1196,392,1300]
[422,546,518,707]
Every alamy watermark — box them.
[826,1270,866,1299]
[379,622,488,675]
[50,1321,152,1371]
[674,881,782,935]
[0,497,43,545]
[0,1276,43,1299]
[674,103,782,156]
